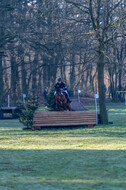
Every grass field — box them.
[0,102,126,190]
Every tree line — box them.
[0,0,126,123]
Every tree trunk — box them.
[32,52,38,96]
[0,55,4,104]
[21,60,27,95]
[0,8,4,105]
[70,52,75,96]
[11,54,19,104]
[97,50,108,124]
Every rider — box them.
[54,77,71,103]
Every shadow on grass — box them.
[0,149,126,190]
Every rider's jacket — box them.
[55,82,66,90]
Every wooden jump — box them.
[0,107,17,119]
[32,111,96,130]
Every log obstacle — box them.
[32,111,96,130]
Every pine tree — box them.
[18,96,39,129]
[47,89,55,109]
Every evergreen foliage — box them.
[47,89,55,109]
[18,96,39,129]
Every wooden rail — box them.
[0,107,17,119]
[32,111,96,130]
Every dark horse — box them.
[54,88,71,111]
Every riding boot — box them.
[67,97,72,103]
[66,94,72,103]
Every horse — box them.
[54,88,71,111]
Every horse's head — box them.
[54,87,71,111]
[55,87,64,104]
[56,87,61,95]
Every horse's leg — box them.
[56,98,63,111]
[54,95,57,104]
[60,107,64,111]
[66,102,72,111]
[63,102,67,110]
[62,95,71,111]
[68,103,72,111]
[54,96,59,110]
[62,95,68,111]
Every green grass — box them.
[0,102,126,190]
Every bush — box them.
[18,96,39,129]
[47,89,55,109]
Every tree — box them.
[18,96,39,129]
[64,0,125,123]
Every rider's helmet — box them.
[58,77,62,82]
